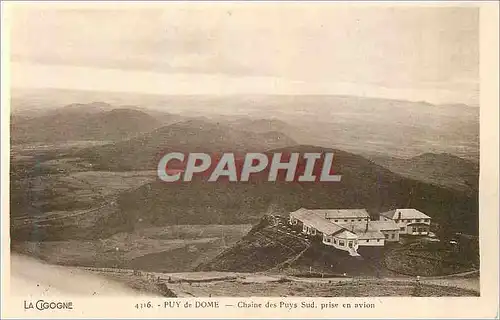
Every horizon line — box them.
[11,86,479,108]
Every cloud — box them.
[9,4,479,104]
[11,62,479,105]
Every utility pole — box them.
[221,226,227,248]
[406,187,414,208]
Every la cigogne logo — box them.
[157,152,342,183]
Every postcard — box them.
[1,1,498,319]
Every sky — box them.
[9,3,479,105]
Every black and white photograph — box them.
[4,2,493,306]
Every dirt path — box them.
[415,278,479,292]
[10,255,479,297]
[285,274,479,292]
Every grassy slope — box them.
[370,153,479,193]
[115,146,478,237]
[198,215,478,277]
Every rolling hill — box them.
[11,116,478,245]
[99,145,479,239]
[11,90,480,160]
[10,104,168,143]
[75,119,298,171]
[370,153,479,193]
[224,118,295,134]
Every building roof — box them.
[355,230,385,240]
[290,209,345,235]
[406,222,432,227]
[308,208,370,219]
[369,220,399,231]
[338,221,386,239]
[379,209,431,220]
[335,229,359,240]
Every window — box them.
[334,220,338,222]
[377,239,380,242]
[391,234,396,239]
[344,219,348,222]
[366,239,369,242]
[311,228,316,235]
[358,219,362,221]
[400,227,405,231]
[333,238,337,244]
[424,219,429,222]
[395,220,399,223]
[339,240,345,246]
[348,242,353,248]
[384,234,389,239]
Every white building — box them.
[315,209,370,223]
[339,221,386,247]
[289,208,359,256]
[288,208,414,257]
[368,220,400,242]
[379,209,431,236]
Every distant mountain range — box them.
[10,103,178,143]
[10,124,479,244]
[9,96,479,241]
[224,118,294,134]
[23,115,474,238]
[11,91,479,160]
